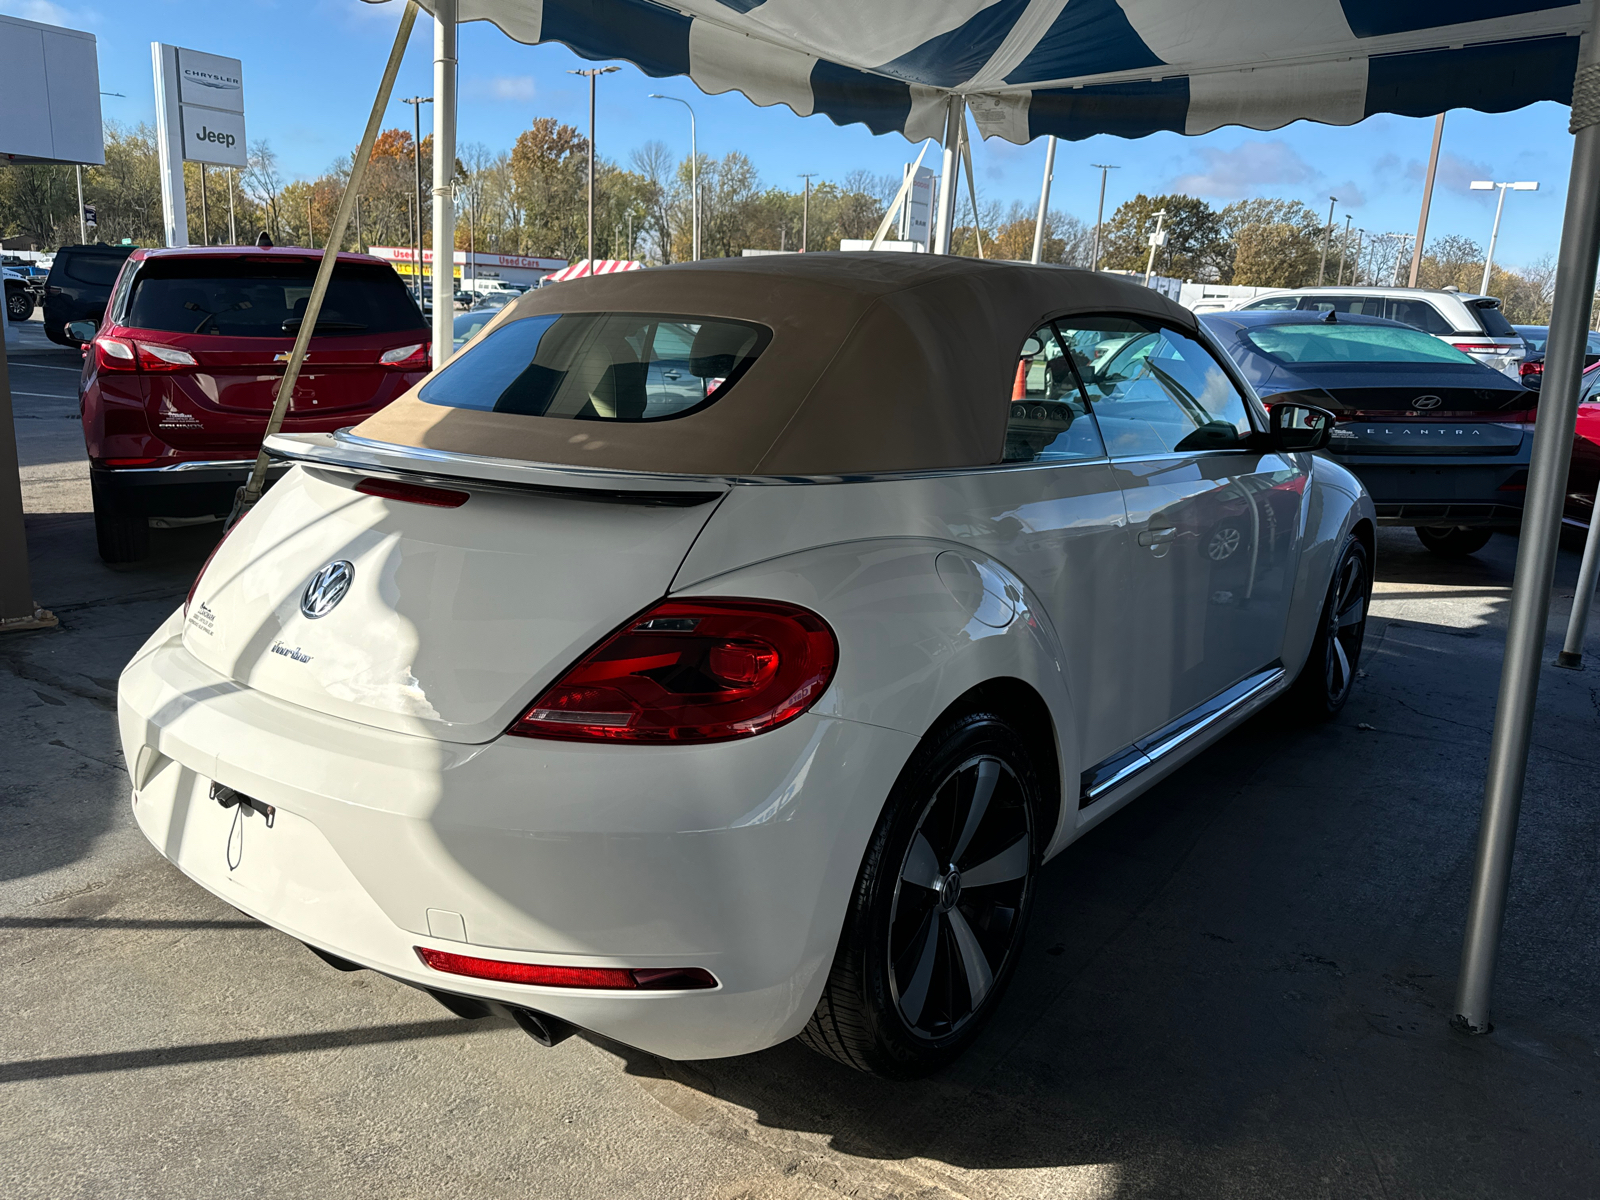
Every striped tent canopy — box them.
[544,259,647,281]
[410,0,1589,143]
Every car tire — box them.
[1287,532,1370,720]
[93,501,150,563]
[798,711,1040,1078]
[1416,525,1493,557]
[5,286,32,323]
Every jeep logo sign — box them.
[179,104,247,167]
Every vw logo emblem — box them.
[300,560,354,619]
[1412,394,1443,410]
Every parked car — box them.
[43,243,138,345]
[119,255,1370,1078]
[1510,324,1600,390]
[3,268,32,322]
[7,262,50,302]
[1203,309,1534,556]
[80,246,430,562]
[1233,287,1524,378]
[452,307,500,352]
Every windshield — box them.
[453,310,496,350]
[122,257,424,338]
[1241,323,1477,366]
[420,311,770,421]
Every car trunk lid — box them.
[181,462,726,743]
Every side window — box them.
[1002,324,1105,463]
[1063,317,1252,459]
[1385,299,1453,336]
[1241,296,1300,311]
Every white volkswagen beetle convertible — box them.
[119,255,1373,1077]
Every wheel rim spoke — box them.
[1332,636,1350,692]
[897,912,942,1025]
[959,834,1029,888]
[1335,595,1364,629]
[946,907,994,1009]
[951,759,999,863]
[901,833,942,890]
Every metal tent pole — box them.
[1409,114,1445,287]
[431,0,457,366]
[1560,507,1600,667]
[1031,135,1056,264]
[933,96,963,255]
[229,0,419,526]
[0,305,57,633]
[1480,183,1510,296]
[1453,14,1600,1034]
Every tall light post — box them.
[1089,164,1118,270]
[1317,196,1337,285]
[798,173,817,252]
[649,94,698,261]
[1470,180,1539,295]
[569,65,620,267]
[1336,214,1353,284]
[401,95,432,306]
[1350,228,1365,285]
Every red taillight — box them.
[509,599,837,744]
[93,337,136,372]
[1449,342,1507,356]
[414,947,717,990]
[379,342,429,368]
[1520,360,1544,379]
[185,520,239,616]
[92,337,197,373]
[102,457,160,467]
[355,477,469,507]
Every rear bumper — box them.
[1326,453,1529,529]
[118,610,918,1060]
[91,460,290,518]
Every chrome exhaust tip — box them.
[509,1006,575,1047]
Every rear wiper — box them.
[281,319,367,333]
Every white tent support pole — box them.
[1559,504,1600,667]
[1031,135,1056,264]
[933,95,963,255]
[432,0,458,366]
[1409,114,1445,288]
[228,0,420,526]
[959,111,985,259]
[0,304,55,632]
[1453,17,1600,1035]
[869,139,931,250]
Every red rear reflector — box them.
[509,598,837,744]
[414,947,717,990]
[103,457,160,467]
[355,477,469,508]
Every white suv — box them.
[1232,287,1525,378]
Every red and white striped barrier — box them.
[543,259,645,283]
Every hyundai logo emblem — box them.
[300,560,354,619]
[1411,394,1444,410]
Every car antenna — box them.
[1323,309,1338,324]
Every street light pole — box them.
[649,94,698,261]
[401,95,432,306]
[1471,180,1540,295]
[76,166,87,244]
[1090,164,1117,271]
[1143,208,1167,286]
[570,66,620,268]
[1336,214,1353,284]
[1318,196,1337,285]
[799,173,817,252]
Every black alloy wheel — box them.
[1289,532,1370,719]
[1416,525,1493,558]
[800,712,1040,1078]
[6,285,32,322]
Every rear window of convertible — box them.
[419,312,770,422]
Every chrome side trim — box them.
[1078,664,1286,809]
[97,458,281,475]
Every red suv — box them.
[79,247,431,561]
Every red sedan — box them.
[77,247,430,561]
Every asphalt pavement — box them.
[3,320,1597,1199]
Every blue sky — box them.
[8,0,1569,269]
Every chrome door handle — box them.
[1137,526,1177,547]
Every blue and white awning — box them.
[421,0,1590,143]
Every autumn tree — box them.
[1099,193,1224,280]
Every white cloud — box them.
[0,0,90,26]
[467,75,536,103]
[1435,151,1497,198]
[1169,140,1316,199]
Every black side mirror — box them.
[1270,402,1336,452]
[65,319,97,345]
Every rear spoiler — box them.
[263,430,729,508]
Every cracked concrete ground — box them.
[3,320,1598,1199]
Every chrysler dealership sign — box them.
[152,43,247,246]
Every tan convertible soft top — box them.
[353,252,1193,477]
